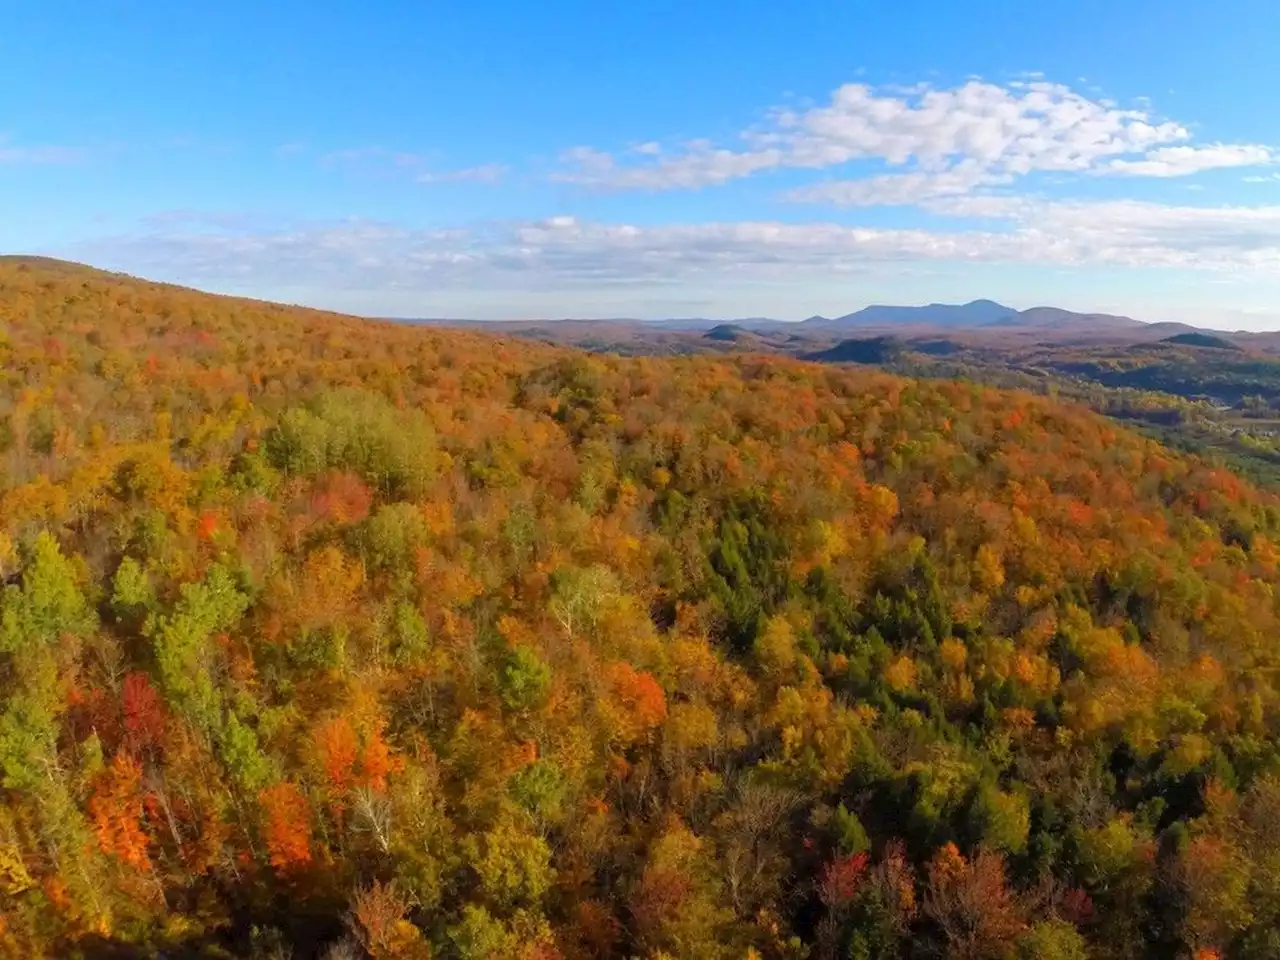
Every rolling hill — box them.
[1162,331,1242,350]
[2,258,1280,958]
[803,335,907,364]
[997,305,1143,331]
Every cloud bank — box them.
[81,197,1280,300]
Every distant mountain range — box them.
[407,300,1137,333]
[800,299,1144,333]
[395,300,1276,345]
[537,299,1146,335]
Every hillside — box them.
[703,323,754,343]
[490,314,1280,491]
[804,335,907,364]
[1163,332,1242,351]
[999,306,1142,332]
[3,260,1280,958]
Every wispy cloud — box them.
[1105,144,1273,177]
[417,163,507,185]
[0,137,84,165]
[138,210,263,230]
[321,146,425,168]
[554,143,783,190]
[319,147,505,186]
[75,197,1280,304]
[784,163,1004,207]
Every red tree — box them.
[89,752,152,871]
[260,782,313,872]
[121,671,166,752]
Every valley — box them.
[461,304,1280,490]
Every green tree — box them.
[146,563,249,736]
[467,812,554,908]
[971,783,1031,855]
[222,711,274,792]
[499,647,551,713]
[1017,919,1088,960]
[0,532,95,654]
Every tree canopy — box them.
[2,260,1280,958]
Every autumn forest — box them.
[3,258,1280,959]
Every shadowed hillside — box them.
[1163,331,1241,350]
[804,335,906,364]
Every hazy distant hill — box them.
[807,299,1018,328]
[398,303,1274,348]
[1004,306,1143,331]
[704,323,753,342]
[798,300,1154,336]
[1162,331,1241,350]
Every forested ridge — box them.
[2,260,1280,959]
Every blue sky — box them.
[6,1,1280,327]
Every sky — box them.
[6,1,1280,328]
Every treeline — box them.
[1,261,1280,958]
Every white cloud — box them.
[783,164,1005,207]
[1106,144,1273,177]
[772,80,1187,174]
[553,144,782,190]
[49,73,1280,319]
[552,79,1272,204]
[927,195,1280,269]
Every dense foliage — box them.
[2,260,1280,959]
[514,320,1280,490]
